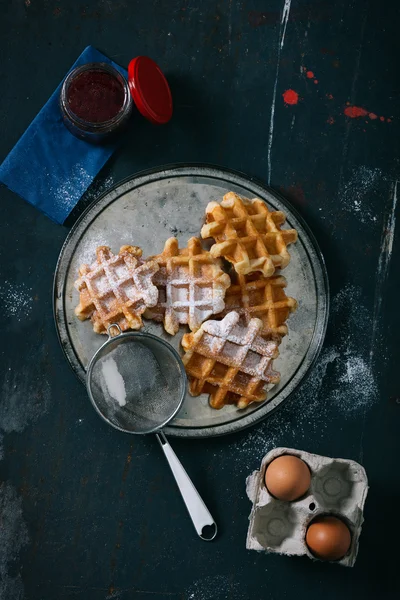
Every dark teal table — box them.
[0,1,399,598]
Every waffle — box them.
[201,192,298,277]
[218,272,297,342]
[181,311,280,409]
[144,237,231,335]
[74,245,159,334]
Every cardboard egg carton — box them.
[246,447,368,567]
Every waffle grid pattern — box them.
[201,192,298,277]
[75,245,159,333]
[182,311,280,409]
[145,237,231,335]
[218,272,297,341]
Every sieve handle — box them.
[156,431,217,541]
[107,323,122,338]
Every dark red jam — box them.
[67,70,125,123]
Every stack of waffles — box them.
[74,192,298,410]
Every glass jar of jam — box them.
[60,57,173,144]
[60,63,133,143]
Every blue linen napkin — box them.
[0,46,127,225]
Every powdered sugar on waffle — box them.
[93,274,111,295]
[146,238,231,334]
[202,313,278,380]
[183,312,280,408]
[75,246,159,333]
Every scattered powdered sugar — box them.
[74,233,115,268]
[340,166,382,224]
[328,356,378,415]
[0,281,33,322]
[317,286,378,400]
[224,285,379,469]
[100,356,127,406]
[318,284,378,414]
[340,355,367,385]
[81,173,114,205]
[50,164,114,218]
[332,354,378,412]
[223,349,338,469]
[52,164,92,212]
[186,575,246,600]
[0,483,29,600]
[0,345,52,434]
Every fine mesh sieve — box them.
[86,324,217,541]
[87,328,185,434]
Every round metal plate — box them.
[54,164,329,438]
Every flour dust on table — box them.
[79,173,114,206]
[50,166,114,219]
[185,574,247,600]
[317,165,386,228]
[223,284,379,469]
[0,281,33,322]
[49,164,92,215]
[328,284,379,413]
[0,343,51,434]
[341,166,383,224]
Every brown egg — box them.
[306,516,352,561]
[264,455,311,501]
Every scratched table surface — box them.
[0,1,399,599]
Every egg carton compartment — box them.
[246,447,368,567]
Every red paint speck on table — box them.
[283,90,299,105]
[306,71,314,79]
[344,106,369,118]
[344,105,391,122]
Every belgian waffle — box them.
[144,237,231,335]
[201,192,298,277]
[218,272,297,342]
[181,311,280,409]
[74,245,159,334]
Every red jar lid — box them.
[127,56,173,125]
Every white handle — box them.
[156,431,217,541]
